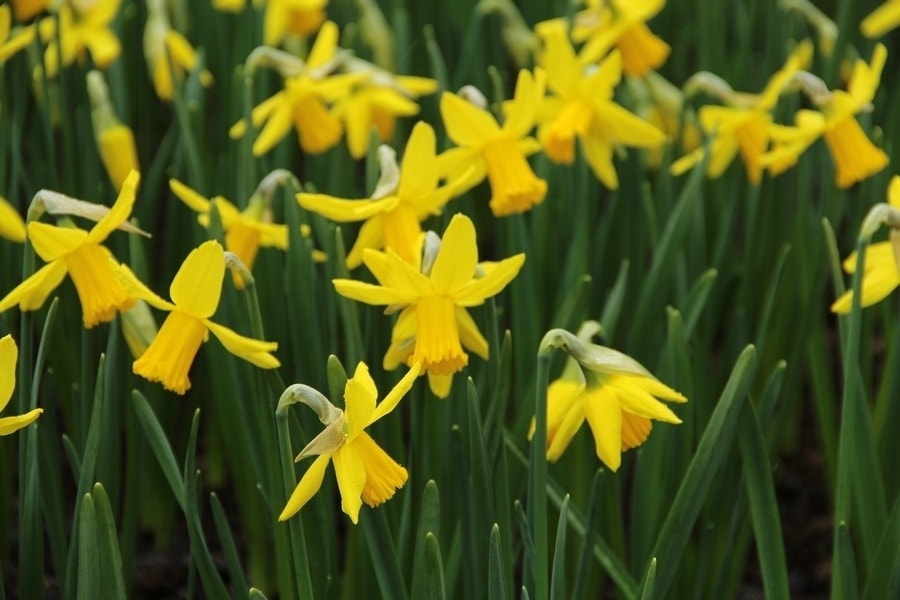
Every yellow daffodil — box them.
[530,326,686,471]
[0,196,26,243]
[539,0,669,76]
[298,121,457,268]
[0,171,141,327]
[536,26,666,189]
[212,0,254,12]
[333,213,525,398]
[332,59,438,159]
[862,0,900,38]
[87,70,139,191]
[437,70,547,217]
[278,361,419,523]
[110,240,280,394]
[38,0,122,77]
[832,176,900,313]
[0,335,43,435]
[762,44,888,189]
[230,21,364,156]
[670,40,813,185]
[264,0,328,47]
[144,0,214,101]
[11,0,48,21]
[1,4,37,63]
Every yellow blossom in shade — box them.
[144,0,214,101]
[264,0,328,47]
[437,69,547,217]
[761,44,888,188]
[862,0,900,38]
[529,326,686,471]
[670,40,813,185]
[279,362,419,523]
[832,176,900,313]
[0,196,26,243]
[1,4,37,63]
[230,21,364,156]
[211,0,252,12]
[333,213,525,398]
[110,240,280,395]
[87,70,139,191]
[536,27,666,189]
[0,171,141,327]
[38,0,122,77]
[0,335,43,436]
[298,121,457,268]
[11,0,48,21]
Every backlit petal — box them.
[170,241,225,319]
[205,320,280,369]
[279,454,331,521]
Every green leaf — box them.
[425,532,447,600]
[862,492,900,600]
[571,471,603,600]
[680,268,717,338]
[92,484,127,600]
[131,391,186,511]
[599,260,629,342]
[489,524,508,600]
[76,494,100,600]
[361,506,409,600]
[639,558,657,600]
[413,481,442,599]
[838,522,859,600]
[210,492,249,599]
[549,495,569,600]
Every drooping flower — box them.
[264,0,328,47]
[530,325,686,471]
[230,21,364,156]
[437,69,547,217]
[110,240,280,394]
[144,0,214,101]
[536,26,666,189]
[333,213,525,398]
[87,70,139,191]
[38,0,122,77]
[0,171,141,327]
[861,0,900,38]
[298,121,457,268]
[278,361,419,523]
[832,176,900,313]
[761,44,889,188]
[0,196,26,243]
[0,4,37,64]
[0,335,43,436]
[670,39,813,185]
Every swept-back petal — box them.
[546,384,586,461]
[28,222,87,262]
[346,218,384,270]
[170,241,225,319]
[861,3,900,38]
[333,444,366,523]
[426,373,453,398]
[108,261,176,312]
[0,197,25,243]
[831,264,900,313]
[279,454,331,521]
[369,362,420,425]
[205,320,280,368]
[440,91,500,147]
[345,363,378,440]
[170,178,212,214]
[503,69,546,139]
[612,377,682,423]
[307,20,338,69]
[0,259,68,313]
[430,214,479,294]
[583,386,622,471]
[298,193,398,222]
[253,102,294,156]
[0,409,43,435]
[0,335,16,411]
[455,306,488,359]
[86,170,139,244]
[333,279,417,306]
[453,253,525,306]
[399,121,439,200]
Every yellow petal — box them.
[253,102,293,156]
[99,125,139,191]
[453,253,525,306]
[398,121,439,200]
[831,264,900,313]
[502,69,545,139]
[344,363,378,440]
[0,259,68,313]
[333,279,418,306]
[28,222,87,262]
[611,377,682,424]
[431,214,479,294]
[546,383,586,462]
[369,362,420,425]
[108,260,176,312]
[426,372,453,398]
[0,197,25,243]
[307,20,338,69]
[205,320,280,369]
[455,307,488,359]
[170,240,225,319]
[279,454,332,521]
[170,178,212,214]
[584,386,622,471]
[440,91,500,147]
[0,408,43,435]
[861,2,900,38]
[84,28,121,69]
[333,444,366,523]
[346,218,384,270]
[0,335,16,412]
[86,170,140,244]
[620,412,652,451]
[298,193,398,222]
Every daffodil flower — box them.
[861,0,900,38]
[0,335,43,436]
[530,326,686,471]
[144,0,214,101]
[0,4,37,63]
[298,121,457,268]
[38,0,122,77]
[264,0,328,46]
[670,40,813,185]
[832,176,900,313]
[278,361,419,523]
[110,240,280,395]
[761,44,888,189]
[230,21,365,156]
[11,0,48,21]
[536,26,666,189]
[333,213,525,398]
[0,196,26,243]
[88,70,139,191]
[437,69,547,217]
[0,171,141,327]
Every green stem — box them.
[275,410,314,599]
[529,350,551,600]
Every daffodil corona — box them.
[110,240,280,394]
[278,362,419,523]
[333,213,525,398]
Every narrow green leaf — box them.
[738,402,790,600]
[76,494,100,600]
[549,495,569,600]
[423,24,449,94]
[210,492,250,599]
[571,471,603,600]
[862,492,900,600]
[131,391,186,511]
[680,268,717,338]
[646,345,757,597]
[412,481,442,600]
[838,523,859,600]
[753,244,790,355]
[361,506,409,600]
[249,588,269,600]
[639,559,657,600]
[425,532,447,600]
[489,524,508,600]
[599,260,629,341]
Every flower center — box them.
[65,244,135,328]
[410,295,467,375]
[481,137,547,217]
[133,310,207,395]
